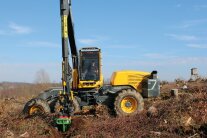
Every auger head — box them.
[56,116,72,132]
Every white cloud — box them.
[166,34,198,41]
[104,54,137,60]
[78,35,109,45]
[144,53,176,59]
[106,56,207,67]
[144,53,166,59]
[78,38,98,45]
[26,41,59,48]
[187,44,207,49]
[101,45,136,49]
[169,57,207,65]
[0,22,33,35]
[178,19,207,29]
[9,22,32,34]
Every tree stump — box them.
[171,89,179,98]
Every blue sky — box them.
[0,0,207,82]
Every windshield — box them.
[80,51,100,81]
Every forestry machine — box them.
[23,0,160,132]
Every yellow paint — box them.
[70,90,74,100]
[78,74,103,89]
[77,48,104,89]
[72,69,78,89]
[29,106,43,115]
[63,81,66,86]
[62,15,68,38]
[110,70,150,92]
[121,96,138,113]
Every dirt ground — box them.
[0,82,206,138]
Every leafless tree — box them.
[34,69,50,84]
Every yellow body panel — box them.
[78,74,104,89]
[110,70,150,92]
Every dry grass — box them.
[0,82,206,137]
[66,82,207,138]
[0,82,60,100]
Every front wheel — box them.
[23,98,51,116]
[114,89,144,116]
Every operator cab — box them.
[79,47,101,81]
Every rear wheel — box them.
[23,98,50,116]
[114,89,144,116]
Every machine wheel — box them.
[54,96,80,114]
[23,98,50,116]
[114,89,144,116]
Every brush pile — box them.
[0,82,206,137]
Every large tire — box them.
[54,96,80,114]
[114,89,144,116]
[23,98,50,116]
